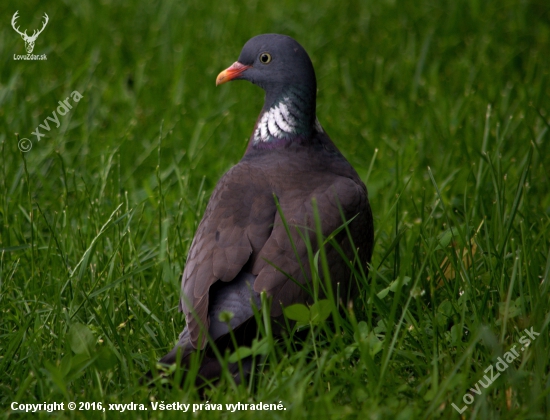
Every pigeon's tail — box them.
[157,328,194,365]
[156,326,255,386]
[155,272,261,386]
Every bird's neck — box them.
[250,85,321,150]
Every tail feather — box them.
[155,271,260,385]
[158,328,194,365]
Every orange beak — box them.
[216,62,251,86]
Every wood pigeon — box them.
[157,33,374,385]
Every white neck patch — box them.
[253,97,323,144]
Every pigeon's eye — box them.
[259,53,272,64]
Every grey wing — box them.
[179,163,276,348]
[252,175,371,315]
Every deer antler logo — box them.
[11,11,49,54]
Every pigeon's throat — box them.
[252,86,320,147]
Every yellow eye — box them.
[259,52,272,64]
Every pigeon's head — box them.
[216,34,316,94]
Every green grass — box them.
[1,0,550,418]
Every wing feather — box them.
[180,151,372,349]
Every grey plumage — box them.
[157,34,374,385]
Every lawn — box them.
[1,0,549,418]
